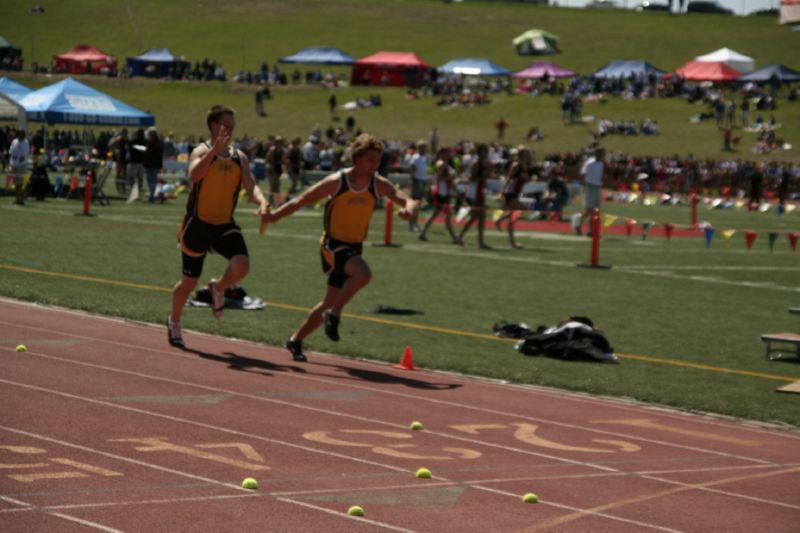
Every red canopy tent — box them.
[673,60,741,82]
[350,51,431,87]
[53,44,117,75]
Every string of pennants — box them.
[598,213,798,252]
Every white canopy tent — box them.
[694,48,755,74]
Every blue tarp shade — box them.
[0,76,32,101]
[0,77,31,122]
[592,60,665,79]
[279,47,355,65]
[126,48,189,77]
[18,77,155,126]
[737,64,800,83]
[438,58,511,76]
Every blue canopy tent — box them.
[279,47,355,65]
[0,77,32,125]
[737,64,800,83]
[438,58,511,76]
[18,77,155,126]
[592,60,665,79]
[126,48,189,77]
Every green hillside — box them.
[1,1,798,160]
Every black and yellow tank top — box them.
[323,170,378,244]
[185,143,242,225]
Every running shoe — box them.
[166,317,185,348]
[323,310,340,342]
[285,337,307,362]
[209,280,225,320]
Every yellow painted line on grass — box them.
[1,263,796,383]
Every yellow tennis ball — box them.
[347,505,364,517]
[522,492,539,504]
[415,467,432,479]
[241,477,258,490]
[409,421,423,430]
[16,344,27,352]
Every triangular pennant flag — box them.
[768,232,778,252]
[788,232,799,252]
[722,229,736,246]
[603,214,618,229]
[491,209,504,223]
[643,196,656,206]
[704,226,715,248]
[734,200,746,209]
[627,192,639,203]
[744,230,758,251]
[785,204,797,214]
[455,206,470,223]
[624,218,636,237]
[642,221,653,241]
[664,223,675,241]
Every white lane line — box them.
[1,492,123,532]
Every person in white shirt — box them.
[9,129,30,205]
[577,147,605,236]
[407,141,429,232]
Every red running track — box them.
[1,298,799,532]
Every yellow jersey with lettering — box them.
[323,170,378,244]
[185,144,242,225]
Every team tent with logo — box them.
[736,64,800,83]
[512,29,560,55]
[279,47,355,65]
[438,58,511,77]
[126,48,190,77]
[350,51,431,87]
[18,77,154,126]
[694,47,755,74]
[53,44,117,75]
[592,60,665,79]
[512,61,576,79]
[673,60,742,82]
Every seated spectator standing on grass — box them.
[144,127,163,203]
[128,128,146,200]
[9,129,29,205]
[108,128,130,194]
[167,105,269,349]
[577,147,605,236]
[259,134,418,362]
[29,151,52,201]
[407,140,429,232]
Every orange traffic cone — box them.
[393,345,419,371]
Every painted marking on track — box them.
[194,443,265,463]
[302,429,483,461]
[0,446,123,483]
[519,465,800,532]
[101,394,231,405]
[592,419,762,447]
[110,437,270,471]
[50,458,124,476]
[10,471,88,482]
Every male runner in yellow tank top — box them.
[260,133,418,361]
[167,105,268,348]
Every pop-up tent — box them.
[350,51,431,87]
[0,77,31,123]
[592,60,664,79]
[19,77,154,126]
[0,36,22,69]
[53,44,117,75]
[737,64,800,83]
[694,48,754,74]
[781,0,800,24]
[673,60,741,82]
[126,48,190,77]
[512,61,575,79]
[512,29,560,55]
[438,58,511,76]
[279,47,355,65]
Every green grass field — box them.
[1,1,799,427]
[2,0,799,161]
[1,187,798,427]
